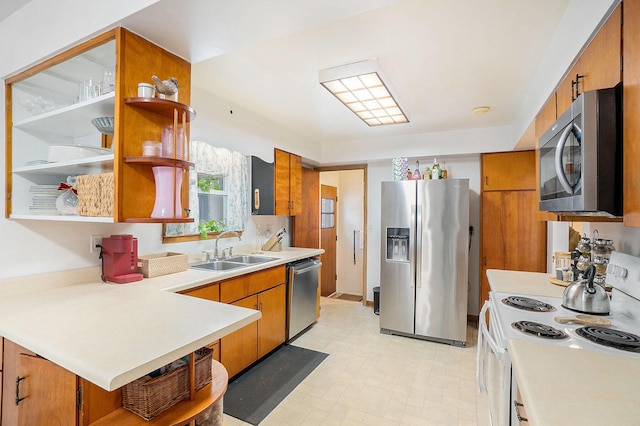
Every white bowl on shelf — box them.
[47,145,111,162]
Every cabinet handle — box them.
[15,376,26,406]
[259,302,264,311]
[485,176,488,186]
[514,400,528,423]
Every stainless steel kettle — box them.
[562,264,610,315]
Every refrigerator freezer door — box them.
[415,179,469,344]
[379,181,416,335]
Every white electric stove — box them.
[478,251,640,426]
[489,291,640,358]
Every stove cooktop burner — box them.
[502,296,556,312]
[576,326,640,353]
[511,321,568,339]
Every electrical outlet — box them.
[90,235,103,254]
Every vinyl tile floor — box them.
[224,297,490,426]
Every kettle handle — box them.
[584,265,597,294]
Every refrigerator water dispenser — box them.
[386,228,409,262]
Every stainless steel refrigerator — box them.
[379,179,469,346]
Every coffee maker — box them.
[101,234,143,284]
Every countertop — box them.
[508,339,640,425]
[486,269,565,297]
[0,247,323,391]
[488,269,640,426]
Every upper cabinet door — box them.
[274,149,292,216]
[556,5,622,115]
[624,1,640,227]
[481,151,537,192]
[289,153,303,215]
[274,148,303,216]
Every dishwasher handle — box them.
[293,261,322,275]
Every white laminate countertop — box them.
[508,339,640,426]
[0,247,323,391]
[486,269,565,298]
[488,268,640,426]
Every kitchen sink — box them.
[190,255,277,272]
[190,261,247,271]
[225,255,276,264]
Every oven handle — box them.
[476,301,504,394]
[554,122,582,195]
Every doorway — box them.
[319,166,367,304]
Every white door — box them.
[335,170,364,296]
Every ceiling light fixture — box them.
[473,106,491,115]
[319,59,409,126]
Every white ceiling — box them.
[3,0,598,157]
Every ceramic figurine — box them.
[151,76,179,96]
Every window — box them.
[321,198,335,229]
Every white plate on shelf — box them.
[47,145,111,163]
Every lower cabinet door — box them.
[257,284,286,358]
[221,295,259,378]
[18,354,76,426]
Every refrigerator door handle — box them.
[415,205,422,288]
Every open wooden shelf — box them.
[124,97,196,121]
[123,156,193,169]
[90,360,227,426]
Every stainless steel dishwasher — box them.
[287,258,322,341]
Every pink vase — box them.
[151,166,182,218]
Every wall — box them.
[547,221,640,273]
[367,155,481,315]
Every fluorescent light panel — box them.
[320,61,408,127]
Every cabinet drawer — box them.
[182,283,220,301]
[220,265,286,303]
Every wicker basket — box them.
[76,172,114,217]
[138,252,188,278]
[123,347,213,420]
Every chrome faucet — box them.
[214,231,241,260]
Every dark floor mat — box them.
[333,293,363,302]
[223,344,328,425]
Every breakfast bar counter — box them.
[0,247,323,391]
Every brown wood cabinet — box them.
[220,284,286,378]
[556,5,622,115]
[533,5,623,224]
[482,151,537,191]
[219,265,287,378]
[181,283,221,362]
[624,0,640,227]
[4,27,193,223]
[274,148,303,216]
[2,339,121,425]
[221,295,260,378]
[480,152,547,308]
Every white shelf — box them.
[10,214,114,223]
[13,92,115,138]
[13,154,114,176]
[198,190,228,196]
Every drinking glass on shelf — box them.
[103,69,115,93]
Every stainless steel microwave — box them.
[538,83,622,217]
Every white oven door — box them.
[477,301,511,426]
